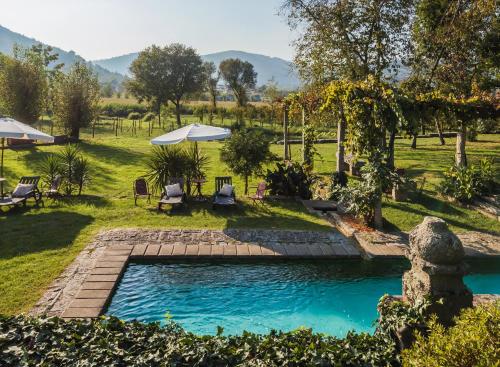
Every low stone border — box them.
[326,212,500,259]
[31,229,360,319]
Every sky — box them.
[0,0,296,61]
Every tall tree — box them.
[281,0,413,173]
[203,61,219,109]
[0,45,57,123]
[126,45,173,129]
[408,0,498,166]
[281,0,413,85]
[164,44,205,126]
[52,62,100,139]
[219,59,257,107]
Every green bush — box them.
[220,129,274,194]
[332,163,384,223]
[39,144,91,196]
[127,112,142,120]
[0,314,399,366]
[265,161,316,199]
[143,112,156,122]
[438,159,496,202]
[402,302,500,367]
[100,103,148,117]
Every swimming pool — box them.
[106,259,500,336]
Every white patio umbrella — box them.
[151,123,231,145]
[0,117,54,195]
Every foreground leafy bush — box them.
[438,159,496,202]
[0,315,398,367]
[402,302,500,367]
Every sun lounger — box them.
[213,176,236,208]
[158,178,187,211]
[0,176,42,209]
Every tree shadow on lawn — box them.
[148,199,331,231]
[77,141,147,166]
[45,194,110,208]
[0,210,94,260]
[383,198,497,235]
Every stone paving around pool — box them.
[301,200,500,259]
[31,228,360,319]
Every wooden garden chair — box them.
[249,182,267,206]
[134,177,151,205]
[45,175,62,199]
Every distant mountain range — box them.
[0,25,301,90]
[93,50,301,90]
[0,25,125,88]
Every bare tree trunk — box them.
[175,101,181,127]
[301,108,306,163]
[373,198,383,230]
[455,123,467,167]
[435,118,445,145]
[336,113,347,172]
[283,104,289,160]
[387,130,396,170]
[411,134,417,149]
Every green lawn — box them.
[0,119,498,315]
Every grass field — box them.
[0,117,498,315]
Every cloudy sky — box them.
[0,0,296,60]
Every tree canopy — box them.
[219,58,257,107]
[281,0,413,85]
[52,62,100,139]
[127,44,204,127]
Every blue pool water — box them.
[106,259,500,337]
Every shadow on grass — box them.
[383,198,497,235]
[78,141,146,166]
[46,194,110,208]
[0,210,94,260]
[148,198,331,231]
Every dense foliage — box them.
[265,161,316,199]
[0,45,58,123]
[100,103,148,117]
[220,129,274,194]
[219,58,257,107]
[145,144,209,195]
[127,44,205,127]
[438,158,496,202]
[0,315,399,367]
[402,302,500,367]
[52,62,100,139]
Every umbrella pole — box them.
[0,138,4,197]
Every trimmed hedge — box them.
[100,103,148,118]
[0,315,399,366]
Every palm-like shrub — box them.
[39,144,91,196]
[146,144,210,195]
